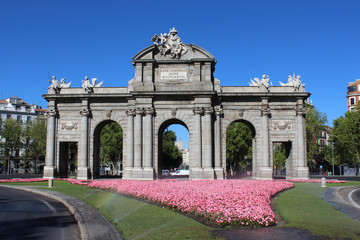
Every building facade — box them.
[0,96,46,173]
[347,79,360,111]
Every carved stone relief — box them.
[272,120,292,130]
[60,121,79,131]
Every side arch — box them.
[92,119,124,178]
[223,118,257,178]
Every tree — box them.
[226,121,252,176]
[330,108,360,175]
[162,129,182,170]
[305,104,328,171]
[100,122,123,175]
[273,143,287,170]
[23,117,47,173]
[1,119,23,173]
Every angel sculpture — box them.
[60,78,71,88]
[279,73,304,91]
[249,74,272,89]
[82,76,103,93]
[48,76,61,94]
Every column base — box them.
[290,166,309,179]
[77,167,89,180]
[43,166,55,178]
[126,167,155,180]
[214,167,225,179]
[190,167,215,180]
[258,167,273,179]
[122,167,134,179]
[190,167,204,180]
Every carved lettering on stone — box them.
[160,69,187,80]
[60,121,79,131]
[272,120,292,130]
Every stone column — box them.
[214,106,224,179]
[44,109,56,178]
[191,107,203,179]
[78,108,90,179]
[143,107,154,179]
[260,97,272,179]
[126,109,135,168]
[203,107,213,174]
[134,108,143,169]
[295,98,309,178]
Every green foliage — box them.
[162,129,182,170]
[305,104,328,169]
[226,121,252,175]
[1,119,23,169]
[100,122,123,171]
[23,118,47,171]
[331,107,360,169]
[273,143,286,169]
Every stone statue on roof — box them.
[151,27,188,59]
[82,76,103,93]
[279,73,305,91]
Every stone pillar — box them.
[202,107,214,179]
[134,108,143,169]
[214,106,224,179]
[259,97,272,179]
[78,108,90,179]
[191,107,203,179]
[44,109,56,178]
[295,98,309,178]
[143,107,154,179]
[124,109,135,179]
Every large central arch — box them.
[43,29,310,180]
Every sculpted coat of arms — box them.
[152,27,188,59]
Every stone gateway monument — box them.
[43,28,310,180]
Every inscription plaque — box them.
[160,69,187,80]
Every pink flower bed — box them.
[0,178,47,183]
[88,179,294,227]
[56,178,92,185]
[288,179,346,183]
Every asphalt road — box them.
[349,187,360,208]
[0,186,80,240]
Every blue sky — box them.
[1,0,359,149]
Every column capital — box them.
[295,105,307,116]
[261,108,271,117]
[46,109,57,117]
[204,107,214,115]
[126,108,136,116]
[144,107,154,116]
[214,106,223,116]
[193,107,203,115]
[136,107,144,115]
[79,109,91,117]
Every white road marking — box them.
[348,188,360,209]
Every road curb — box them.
[0,185,121,240]
[323,186,360,223]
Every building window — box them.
[350,97,355,105]
[350,107,356,112]
[17,115,21,122]
[7,114,11,119]
[348,85,357,93]
[27,116,31,122]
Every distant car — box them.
[161,170,170,176]
[170,170,189,176]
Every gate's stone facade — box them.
[43,29,310,180]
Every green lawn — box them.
[275,181,360,239]
[2,180,360,239]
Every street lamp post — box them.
[331,142,334,176]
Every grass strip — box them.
[275,181,360,239]
[43,180,223,240]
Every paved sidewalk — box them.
[1,185,121,240]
